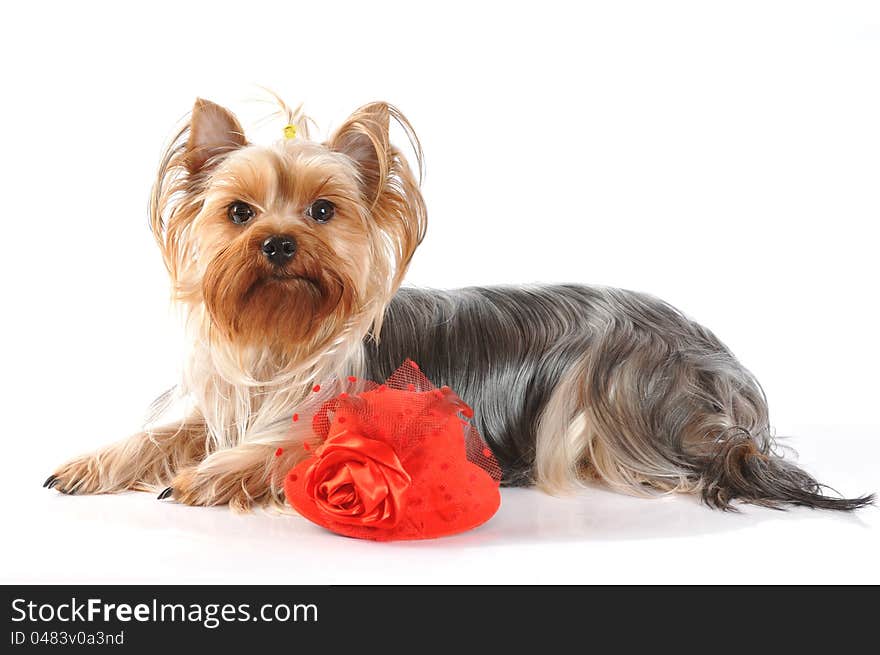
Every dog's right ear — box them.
[184,98,247,173]
[151,99,246,298]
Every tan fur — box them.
[49,96,426,509]
[169,440,311,512]
[48,419,207,495]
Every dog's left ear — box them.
[327,103,427,300]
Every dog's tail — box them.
[694,427,872,510]
[534,296,874,511]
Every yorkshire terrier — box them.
[46,97,872,513]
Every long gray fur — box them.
[364,284,873,510]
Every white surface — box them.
[4,428,878,584]
[1,1,879,584]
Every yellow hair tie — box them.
[283,124,297,139]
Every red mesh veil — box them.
[284,360,502,540]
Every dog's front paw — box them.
[44,456,110,495]
[160,464,282,512]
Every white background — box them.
[1,1,878,584]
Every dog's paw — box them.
[160,465,283,512]
[44,456,109,495]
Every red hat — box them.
[284,360,501,541]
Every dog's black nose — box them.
[261,235,296,266]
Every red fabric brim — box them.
[284,457,501,541]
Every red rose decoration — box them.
[306,433,411,528]
[284,360,502,541]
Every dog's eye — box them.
[227,201,255,225]
[307,199,335,223]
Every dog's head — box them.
[151,98,426,358]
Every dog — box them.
[46,97,873,513]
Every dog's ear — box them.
[150,99,246,299]
[184,98,247,173]
[327,102,392,205]
[328,103,427,311]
